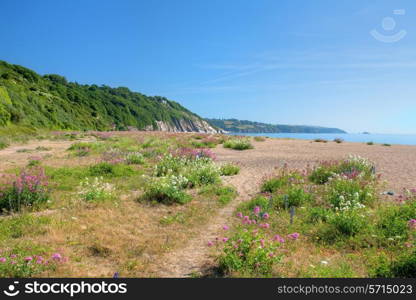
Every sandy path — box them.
[155,139,416,277]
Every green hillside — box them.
[207,118,346,134]
[0,60,213,131]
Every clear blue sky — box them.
[1,0,415,133]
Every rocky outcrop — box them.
[150,118,221,133]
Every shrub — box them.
[142,175,191,205]
[88,162,134,177]
[309,155,375,185]
[78,177,114,202]
[223,138,253,150]
[186,163,221,187]
[218,228,283,277]
[220,163,240,176]
[325,174,375,209]
[274,186,313,208]
[254,136,266,142]
[0,167,49,213]
[238,196,272,216]
[0,139,9,150]
[371,250,416,278]
[376,200,416,243]
[261,177,288,193]
[314,138,327,143]
[367,141,374,145]
[334,138,344,144]
[328,210,365,236]
[125,152,145,165]
[382,143,391,147]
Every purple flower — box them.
[51,253,62,261]
[259,223,270,229]
[0,257,6,263]
[222,225,229,231]
[236,212,243,218]
[273,234,285,243]
[408,219,416,229]
[262,213,270,219]
[288,232,300,240]
[207,241,214,247]
[24,256,33,262]
[253,206,261,215]
[222,237,229,242]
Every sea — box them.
[228,133,416,146]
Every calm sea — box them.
[229,133,416,146]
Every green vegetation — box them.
[223,138,253,150]
[207,118,346,134]
[0,60,214,132]
[220,163,240,176]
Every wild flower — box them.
[253,206,261,215]
[236,212,243,218]
[78,177,114,202]
[273,235,285,243]
[0,258,6,263]
[24,256,33,262]
[51,253,62,261]
[0,167,49,212]
[207,241,214,247]
[223,225,229,230]
[262,213,270,219]
[222,238,229,242]
[288,232,300,240]
[408,219,416,230]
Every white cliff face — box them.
[147,118,221,133]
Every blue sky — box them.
[1,0,415,133]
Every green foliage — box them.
[88,162,135,177]
[371,250,416,278]
[0,60,209,131]
[238,196,272,215]
[125,152,145,165]
[376,201,416,243]
[253,136,266,142]
[0,138,8,150]
[274,186,313,208]
[223,138,253,150]
[309,155,375,184]
[218,228,283,277]
[314,138,328,143]
[333,138,344,143]
[367,141,374,145]
[142,175,191,205]
[220,163,240,176]
[261,177,288,193]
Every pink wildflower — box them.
[408,219,416,229]
[24,256,33,262]
[288,232,300,240]
[273,234,285,243]
[222,237,229,242]
[236,212,243,218]
[207,241,214,247]
[222,225,229,231]
[253,206,261,215]
[51,253,62,261]
[0,257,6,263]
[262,213,270,219]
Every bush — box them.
[367,141,374,145]
[218,228,282,277]
[0,139,9,150]
[376,201,416,243]
[220,163,240,176]
[309,155,375,185]
[261,177,288,193]
[254,136,266,142]
[314,138,327,143]
[238,196,272,216]
[88,162,134,177]
[274,186,313,208]
[371,250,416,278]
[78,177,114,202]
[328,210,365,236]
[223,138,253,150]
[334,138,344,144]
[0,167,49,213]
[325,174,375,209]
[142,175,191,205]
[382,143,391,147]
[125,152,145,165]
[185,163,220,187]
